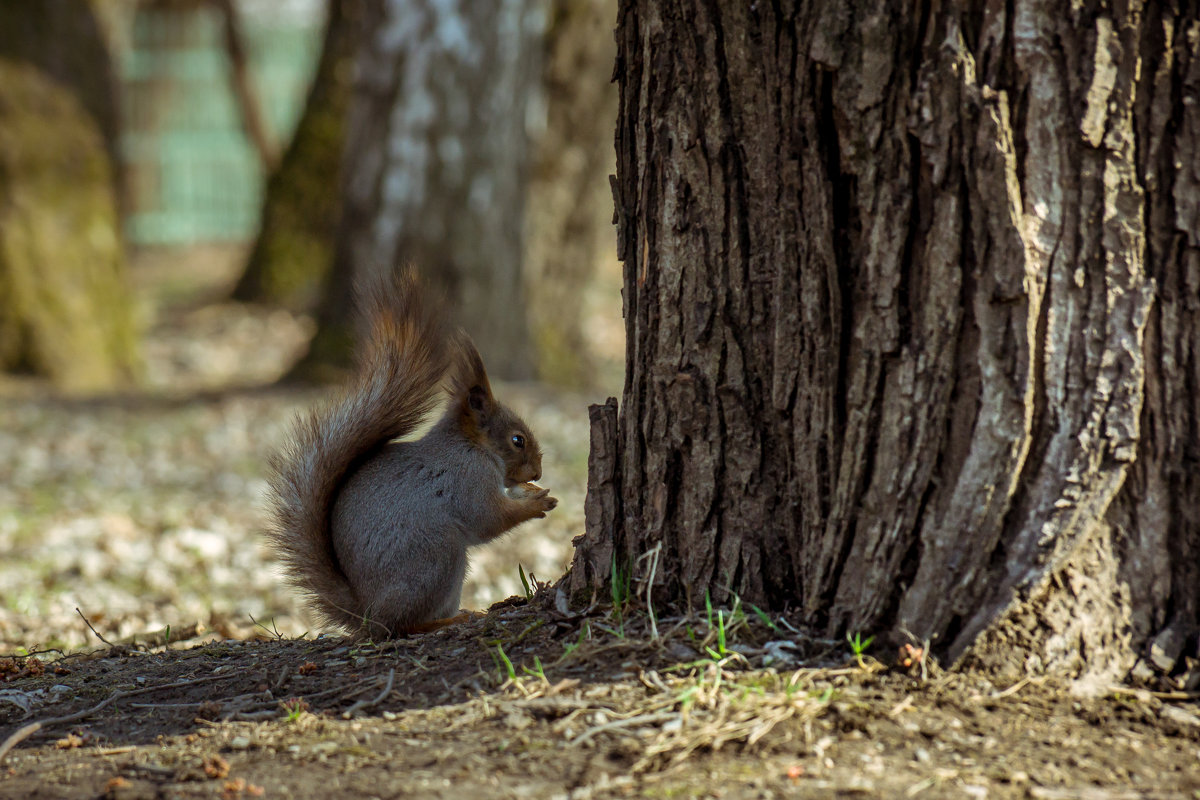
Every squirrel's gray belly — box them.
[331,444,468,631]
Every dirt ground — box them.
[2,252,1198,798]
[2,600,1199,800]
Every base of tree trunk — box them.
[567,2,1200,684]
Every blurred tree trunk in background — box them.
[571,2,1200,685]
[524,0,618,388]
[0,0,126,211]
[295,0,544,381]
[232,0,360,311]
[0,59,140,393]
[213,0,280,173]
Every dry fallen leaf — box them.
[203,754,230,779]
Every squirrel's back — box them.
[265,268,453,631]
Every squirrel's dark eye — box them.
[511,434,525,449]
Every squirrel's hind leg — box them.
[402,611,476,634]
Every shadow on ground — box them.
[3,598,1199,800]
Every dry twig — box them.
[75,609,115,648]
[343,669,396,717]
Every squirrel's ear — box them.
[452,333,495,417]
[467,384,491,414]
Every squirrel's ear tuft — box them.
[452,333,496,431]
[451,333,494,401]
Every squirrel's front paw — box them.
[506,482,557,517]
[533,491,558,516]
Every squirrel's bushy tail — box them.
[266,267,452,632]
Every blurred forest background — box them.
[0,0,621,651]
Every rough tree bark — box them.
[570,1,1199,682]
[298,0,544,380]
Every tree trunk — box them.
[0,61,140,393]
[232,0,359,311]
[213,0,279,174]
[0,0,126,213]
[298,0,544,380]
[570,1,1200,682]
[524,0,618,387]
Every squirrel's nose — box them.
[533,471,541,482]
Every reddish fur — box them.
[450,335,495,447]
[265,267,453,632]
[498,492,553,530]
[404,611,473,634]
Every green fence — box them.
[119,3,322,245]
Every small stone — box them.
[229,736,251,750]
[1129,658,1156,683]
[665,642,698,662]
[1181,659,1200,692]
[1148,623,1190,673]
[1162,705,1200,729]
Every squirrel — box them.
[266,267,557,637]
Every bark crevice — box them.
[572,0,1199,679]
